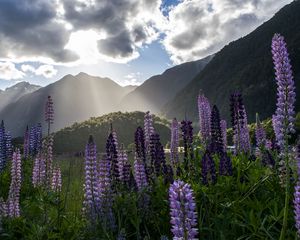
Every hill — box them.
[53,111,170,154]
[120,55,213,113]
[162,0,300,124]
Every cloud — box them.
[0,62,25,80]
[163,0,293,63]
[21,64,58,78]
[123,72,143,86]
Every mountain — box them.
[0,82,40,111]
[0,73,136,136]
[120,55,213,113]
[53,111,170,154]
[162,0,300,124]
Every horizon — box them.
[0,0,293,90]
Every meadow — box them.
[0,33,299,240]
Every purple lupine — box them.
[83,135,99,218]
[7,149,22,218]
[29,124,43,156]
[169,180,198,240]
[294,143,300,236]
[271,33,296,151]
[117,144,130,184]
[44,136,54,187]
[23,126,30,158]
[32,152,46,187]
[45,95,54,136]
[255,113,266,149]
[0,121,7,171]
[220,120,227,152]
[144,111,154,152]
[181,120,194,170]
[51,166,62,192]
[106,132,119,182]
[133,153,148,191]
[5,132,12,160]
[170,118,179,167]
[201,150,216,185]
[210,105,223,155]
[239,107,251,153]
[98,154,115,229]
[198,94,211,144]
[219,152,233,176]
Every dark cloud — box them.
[0,0,79,63]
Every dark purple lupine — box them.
[144,111,154,153]
[29,124,43,156]
[210,105,223,155]
[261,150,275,167]
[294,143,300,236]
[0,121,7,171]
[201,150,216,185]
[170,118,179,167]
[5,132,12,161]
[45,95,54,136]
[149,132,167,176]
[135,127,146,164]
[106,132,119,182]
[271,33,296,151]
[83,135,99,219]
[169,180,198,240]
[219,152,233,176]
[44,136,54,187]
[23,126,30,158]
[181,120,194,170]
[198,94,211,144]
[220,120,227,152]
[134,153,148,191]
[7,149,22,218]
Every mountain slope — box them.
[163,0,300,124]
[120,55,213,113]
[0,73,134,136]
[0,82,40,111]
[53,111,170,154]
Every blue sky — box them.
[0,0,293,90]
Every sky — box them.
[0,0,293,90]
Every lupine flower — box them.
[294,143,300,236]
[5,132,12,160]
[239,107,251,153]
[32,152,46,187]
[106,132,119,181]
[0,197,7,217]
[7,149,22,218]
[181,120,194,169]
[44,136,54,186]
[169,180,198,240]
[220,120,227,152]
[149,133,166,176]
[219,152,233,176]
[261,150,275,167]
[144,111,154,152]
[135,127,146,163]
[255,113,266,148]
[45,95,54,135]
[271,33,296,151]
[83,135,99,218]
[98,154,115,229]
[29,124,43,156]
[23,126,30,158]
[0,121,7,172]
[198,94,211,144]
[170,118,179,167]
[134,153,148,191]
[117,144,130,184]
[210,105,223,154]
[51,166,62,192]
[201,150,216,185]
